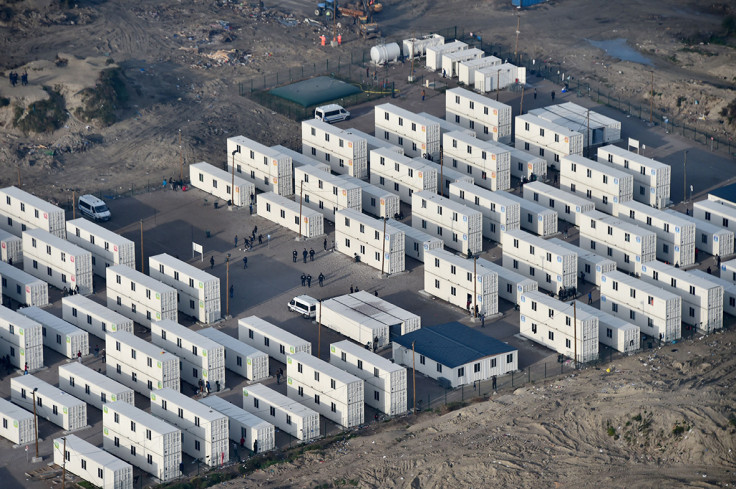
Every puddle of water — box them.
[586,38,654,66]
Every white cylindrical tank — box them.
[371,43,401,65]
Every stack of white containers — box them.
[475,258,538,306]
[501,229,577,294]
[442,131,511,191]
[507,145,548,181]
[52,435,133,489]
[0,186,65,238]
[106,265,178,327]
[301,119,368,179]
[514,114,583,170]
[199,396,275,453]
[343,128,405,166]
[58,362,134,409]
[690,269,736,318]
[22,229,93,294]
[474,63,526,93]
[530,103,621,147]
[441,48,484,78]
[500,191,558,237]
[559,154,633,214]
[243,383,320,441]
[386,218,443,263]
[455,59,502,91]
[62,294,134,338]
[189,162,256,207]
[106,331,180,395]
[0,397,35,445]
[65,218,135,277]
[0,228,22,264]
[424,249,498,315]
[227,136,294,196]
[417,112,474,140]
[11,375,87,431]
[338,175,400,219]
[445,87,511,143]
[374,104,441,159]
[695,199,736,236]
[426,41,467,71]
[197,327,269,381]
[335,208,405,274]
[664,209,734,258]
[0,261,48,307]
[271,145,331,173]
[368,148,438,204]
[402,34,445,59]
[448,181,520,243]
[19,306,88,359]
[547,238,617,287]
[522,181,595,227]
[574,302,640,353]
[411,190,483,255]
[238,316,311,363]
[0,304,43,371]
[257,192,324,238]
[293,165,362,222]
[597,145,671,209]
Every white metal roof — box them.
[153,388,226,423]
[584,210,656,237]
[517,113,581,137]
[562,154,632,180]
[228,135,288,159]
[258,192,322,217]
[504,229,576,257]
[271,145,327,168]
[387,218,442,244]
[295,165,361,189]
[62,295,131,324]
[372,147,434,172]
[414,190,480,215]
[425,248,495,275]
[641,261,724,289]
[153,320,222,351]
[301,119,364,143]
[417,114,471,134]
[548,238,613,265]
[602,270,681,299]
[58,362,131,394]
[289,351,362,385]
[190,162,252,187]
[447,86,507,108]
[107,265,176,294]
[150,253,217,283]
[501,192,557,216]
[19,306,86,337]
[343,128,398,150]
[238,316,310,347]
[67,218,132,246]
[0,396,34,420]
[524,181,594,208]
[324,290,419,330]
[23,228,89,256]
[109,331,178,362]
[199,396,272,430]
[664,209,731,236]
[450,181,518,207]
[476,257,536,285]
[598,145,669,169]
[546,102,621,128]
[335,208,402,234]
[694,199,736,216]
[575,302,639,332]
[617,200,691,226]
[57,434,131,471]
[244,383,318,418]
[375,103,439,126]
[0,261,45,286]
[12,375,86,408]
[339,176,395,199]
[456,56,502,69]
[427,40,467,53]
[443,48,484,60]
[1,186,63,214]
[331,339,404,373]
[105,400,179,434]
[0,228,21,241]
[508,145,545,164]
[197,327,267,359]
[521,290,597,320]
[689,269,736,294]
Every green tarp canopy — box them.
[269,76,361,107]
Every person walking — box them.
[253,225,258,236]
[258,234,263,245]
[350,285,354,293]
[234,235,238,247]
[303,248,308,263]
[421,89,425,101]
[206,381,211,394]
[24,363,29,375]
[306,275,312,288]
[309,249,315,261]
[717,254,721,267]
[318,273,325,286]
[249,203,253,215]
[230,284,234,298]
[210,256,215,269]
[588,291,593,304]
[253,439,259,454]
[198,378,204,394]
[293,250,298,262]
[77,350,82,363]
[301,273,307,286]
[551,90,555,101]
[243,256,248,269]
[94,345,99,358]
[533,88,537,99]
[324,238,328,251]
[21,72,27,86]
[276,370,281,385]
[466,299,471,312]
[492,375,497,391]
[481,313,485,328]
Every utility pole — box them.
[32,388,39,459]
[61,437,66,489]
[17,166,21,188]
[586,108,591,158]
[139,220,144,274]
[473,256,477,318]
[179,129,184,184]
[496,70,500,101]
[683,150,688,204]
[381,218,387,276]
[519,85,525,116]
[318,300,322,359]
[411,341,416,413]
[649,71,654,125]
[231,148,240,206]
[409,33,416,82]
[298,181,304,239]
[514,13,521,64]
[439,148,444,196]
[225,255,230,317]
[572,300,577,369]
[72,190,76,220]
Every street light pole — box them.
[298,181,304,239]
[411,341,416,413]
[32,387,39,459]
[226,254,230,317]
[381,217,387,276]
[473,256,477,318]
[318,300,322,359]
[572,300,577,369]
[61,437,66,489]
[683,150,688,204]
[231,148,240,206]
[139,220,144,273]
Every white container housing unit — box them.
[329,340,407,416]
[522,181,595,227]
[106,265,177,328]
[519,291,599,363]
[102,401,181,482]
[457,56,502,87]
[106,330,180,395]
[442,131,511,191]
[286,351,364,428]
[448,181,520,243]
[411,190,483,255]
[343,128,405,164]
[426,40,468,71]
[19,306,88,359]
[547,238,617,287]
[66,218,135,278]
[529,103,621,148]
[578,210,656,276]
[386,218,443,263]
[559,154,634,214]
[197,327,269,382]
[338,175,400,219]
[600,270,682,342]
[22,229,93,294]
[368,148,438,204]
[664,210,734,258]
[501,229,578,294]
[613,200,695,266]
[150,388,229,467]
[690,269,736,318]
[242,383,320,441]
[639,261,723,333]
[597,145,671,209]
[199,396,275,453]
[417,112,475,140]
[0,186,65,238]
[149,254,220,324]
[475,258,538,306]
[0,397,35,445]
[258,192,324,239]
[301,119,368,179]
[432,159,475,197]
[723,258,736,283]
[294,165,362,222]
[0,305,43,371]
[445,87,511,144]
[11,375,87,431]
[514,114,583,170]
[374,104,441,159]
[474,63,526,93]
[0,261,48,307]
[575,302,640,354]
[151,319,225,389]
[0,228,22,264]
[62,294,134,339]
[238,316,311,364]
[498,191,558,237]
[271,145,331,173]
[507,145,548,181]
[53,435,133,489]
[58,362,134,409]
[694,199,736,236]
[441,48,484,78]
[335,209,405,274]
[189,162,256,207]
[227,136,293,196]
[424,249,498,315]
[402,34,445,59]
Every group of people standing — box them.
[8,71,28,87]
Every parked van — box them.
[288,295,318,318]
[314,104,350,123]
[78,195,111,222]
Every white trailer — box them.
[368,148,437,204]
[721,258,736,283]
[294,165,362,222]
[523,181,595,227]
[66,218,135,278]
[374,104,441,159]
[475,258,538,306]
[694,199,736,236]
[402,34,444,59]
[106,330,180,395]
[53,434,133,489]
[106,265,178,328]
[102,401,181,482]
[560,154,634,214]
[0,397,35,445]
[600,270,681,342]
[664,210,734,258]
[515,113,583,170]
[501,228,577,294]
[386,218,443,263]
[0,304,43,371]
[151,319,225,389]
[639,261,723,333]
[547,238,616,287]
[0,228,22,264]
[227,136,294,196]
[418,112,475,140]
[690,269,736,318]
[330,340,407,416]
[11,375,87,431]
[150,388,229,467]
[271,145,331,173]
[597,145,671,209]
[432,158,475,197]
[441,48,484,78]
[258,192,324,239]
[335,208,405,274]
[575,302,640,354]
[149,254,220,324]
[286,351,364,428]
[199,396,275,453]
[243,384,320,441]
[62,294,134,339]
[442,131,511,191]
[301,119,368,179]
[412,190,483,255]
[343,128,405,164]
[579,210,657,276]
[426,40,468,71]
[457,56,502,87]
[613,200,695,266]
[58,362,134,409]
[189,162,256,207]
[507,145,547,181]
[445,87,511,144]
[19,306,88,359]
[0,186,65,238]
[22,229,93,294]
[0,261,48,307]
[499,191,558,237]
[424,248,498,315]
[238,316,311,364]
[474,63,526,92]
[530,103,621,148]
[519,291,599,363]
[448,181,520,243]
[338,175,400,219]
[198,327,269,381]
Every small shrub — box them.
[632,413,642,422]
[12,86,68,134]
[607,426,616,437]
[0,97,9,107]
[78,481,101,489]
[672,424,685,436]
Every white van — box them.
[314,104,350,123]
[78,194,111,222]
[288,295,318,318]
